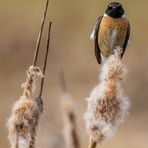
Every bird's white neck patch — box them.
[103,13,126,18]
[104,13,110,18]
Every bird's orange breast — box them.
[98,16,129,56]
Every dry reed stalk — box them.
[7,0,51,146]
[59,70,80,148]
[33,0,50,66]
[35,21,52,113]
[7,21,52,148]
[85,47,129,148]
[38,21,52,98]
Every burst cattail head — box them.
[85,47,129,147]
[7,66,43,148]
[100,46,127,81]
[21,66,43,99]
[7,97,40,148]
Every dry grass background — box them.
[0,0,148,147]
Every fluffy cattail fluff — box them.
[84,47,129,147]
[60,93,80,148]
[7,66,43,148]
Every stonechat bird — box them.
[90,2,130,64]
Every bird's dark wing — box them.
[91,15,103,64]
[122,23,130,58]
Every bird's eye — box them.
[108,5,112,10]
[117,5,122,9]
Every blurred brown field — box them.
[0,0,148,147]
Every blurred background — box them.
[0,0,148,147]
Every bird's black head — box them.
[105,2,124,18]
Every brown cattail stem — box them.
[39,21,52,98]
[32,0,50,66]
[88,139,97,148]
[15,130,19,148]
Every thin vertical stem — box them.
[39,21,52,97]
[58,69,67,93]
[15,130,19,148]
[32,0,50,66]
[88,139,97,148]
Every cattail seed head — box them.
[7,96,40,148]
[7,66,43,148]
[100,47,127,82]
[85,47,129,145]
[21,66,43,99]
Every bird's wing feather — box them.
[122,22,130,57]
[91,15,103,64]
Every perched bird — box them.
[90,2,130,64]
